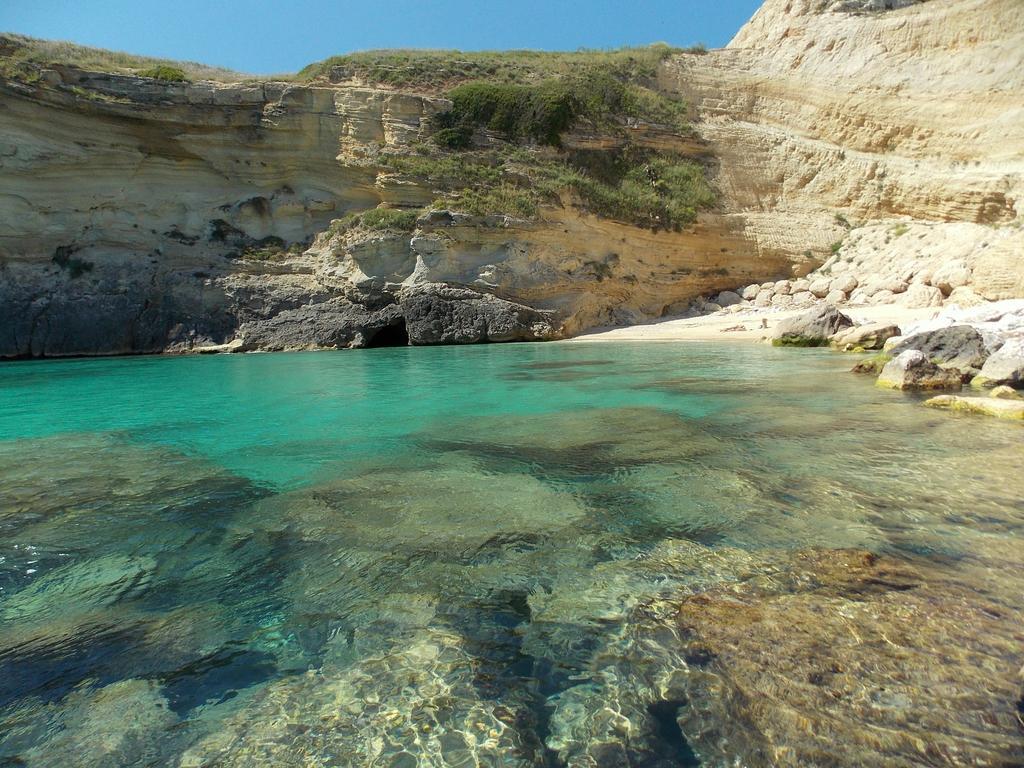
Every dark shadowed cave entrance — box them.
[365,318,409,348]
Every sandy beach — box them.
[567,304,942,343]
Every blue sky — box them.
[0,0,763,75]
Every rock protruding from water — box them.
[771,305,854,347]
[399,284,555,345]
[973,337,1024,389]
[889,324,990,373]
[876,350,963,390]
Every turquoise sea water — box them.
[1,342,1022,766]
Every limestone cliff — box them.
[660,0,1024,279]
[0,0,1021,357]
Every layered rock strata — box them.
[1,0,1022,356]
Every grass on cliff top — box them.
[0,33,243,82]
[297,44,706,88]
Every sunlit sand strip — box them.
[566,303,940,343]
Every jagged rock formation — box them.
[1,0,1021,357]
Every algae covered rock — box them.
[1,554,157,623]
[924,394,1024,420]
[990,385,1023,400]
[850,352,891,375]
[771,305,854,347]
[876,350,963,390]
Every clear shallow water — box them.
[0,343,1022,766]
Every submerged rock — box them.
[990,385,1023,400]
[771,305,854,347]
[876,350,962,390]
[924,394,1024,420]
[667,549,1024,767]
[14,679,177,768]
[538,543,1024,768]
[179,629,543,767]
[1,554,156,624]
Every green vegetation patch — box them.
[136,65,188,82]
[382,146,712,229]
[531,150,714,230]
[0,33,240,83]
[368,46,713,227]
[298,44,702,88]
[432,68,689,148]
[434,80,577,148]
[327,208,422,238]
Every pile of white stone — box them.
[693,275,858,315]
[695,253,983,316]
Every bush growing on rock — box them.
[136,66,188,82]
[360,208,421,231]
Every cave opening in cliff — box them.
[366,318,409,348]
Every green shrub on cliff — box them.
[360,208,420,231]
[434,185,539,219]
[432,67,689,149]
[528,151,714,229]
[326,208,421,237]
[136,65,189,82]
[434,81,578,147]
[387,145,712,229]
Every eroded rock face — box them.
[0,61,783,357]
[400,285,557,345]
